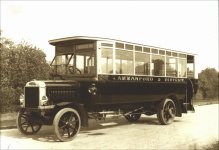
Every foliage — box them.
[0,88,22,113]
[198,68,219,99]
[1,39,51,88]
[0,33,51,113]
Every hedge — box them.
[0,87,23,113]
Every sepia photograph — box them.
[0,0,218,149]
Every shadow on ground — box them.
[2,115,166,142]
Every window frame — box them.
[98,40,190,78]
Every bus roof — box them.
[49,36,196,56]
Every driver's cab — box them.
[50,38,97,78]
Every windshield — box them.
[51,45,96,76]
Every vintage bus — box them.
[17,36,198,141]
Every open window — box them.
[187,55,195,78]
[50,43,96,77]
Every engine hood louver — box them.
[44,80,79,88]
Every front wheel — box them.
[16,110,42,135]
[53,108,81,142]
[157,98,176,125]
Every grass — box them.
[193,98,219,106]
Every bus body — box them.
[17,36,198,141]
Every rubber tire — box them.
[53,108,81,142]
[157,98,176,125]
[16,110,42,135]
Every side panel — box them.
[95,75,187,104]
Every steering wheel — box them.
[68,66,82,74]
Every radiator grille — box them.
[25,87,39,108]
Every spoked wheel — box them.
[53,108,81,142]
[16,110,42,135]
[124,113,141,122]
[157,98,176,125]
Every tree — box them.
[198,68,219,99]
[1,39,51,89]
[0,33,51,113]
[0,34,16,88]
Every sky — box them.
[1,0,218,74]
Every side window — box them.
[101,48,113,74]
[76,55,84,74]
[85,52,95,74]
[116,50,133,74]
[178,58,186,77]
[135,52,150,75]
[75,52,96,75]
[187,55,195,78]
[151,55,165,76]
[166,57,178,77]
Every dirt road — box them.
[1,104,218,149]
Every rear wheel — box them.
[16,110,42,135]
[124,113,141,122]
[53,108,81,142]
[157,98,176,125]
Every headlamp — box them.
[41,96,48,106]
[88,84,97,95]
[19,94,24,105]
